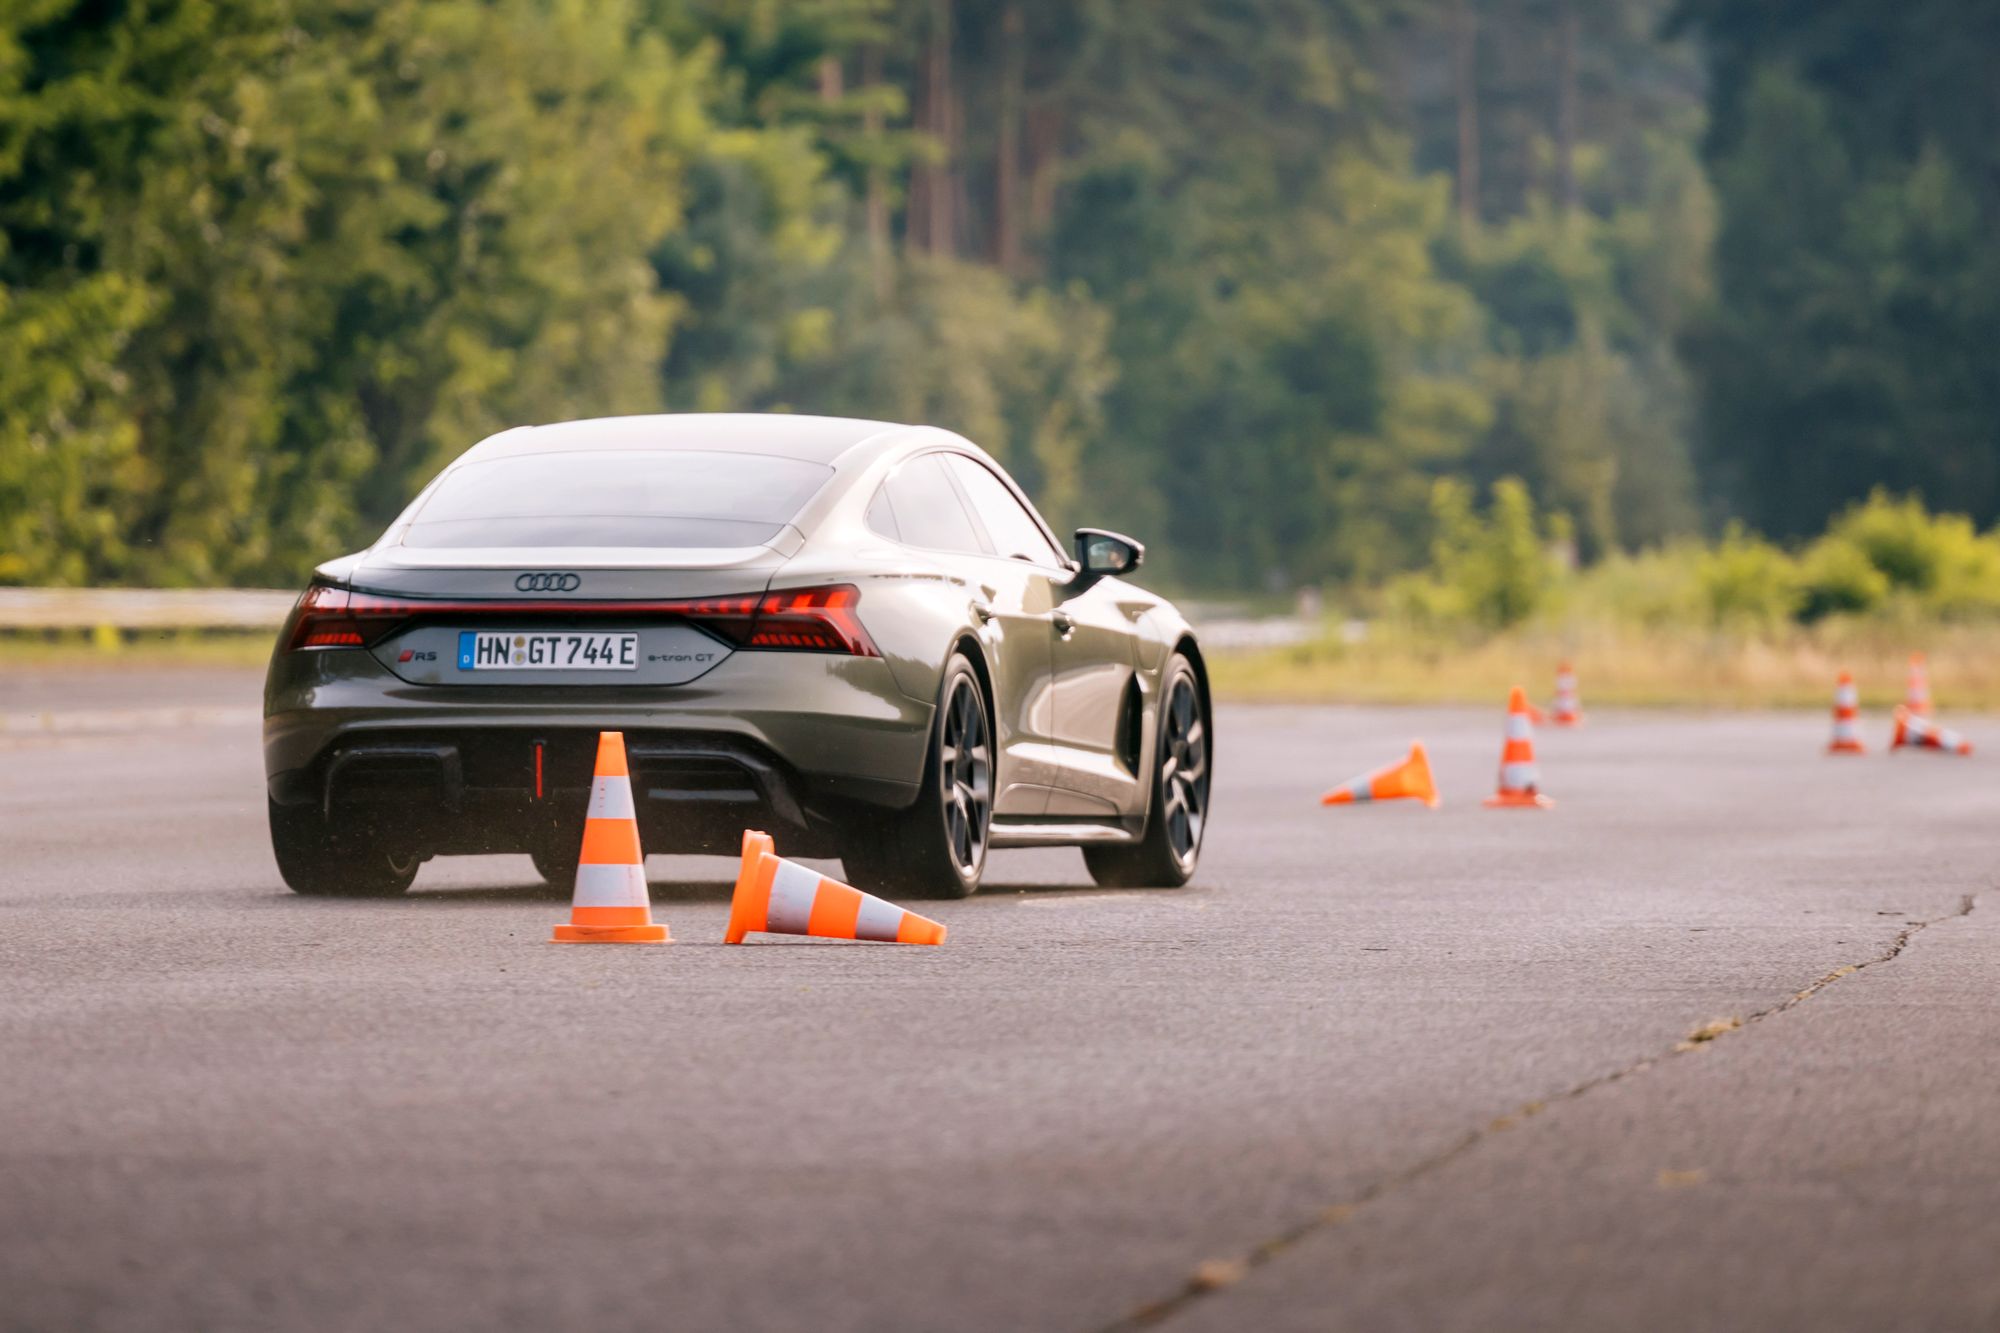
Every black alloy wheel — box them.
[841,654,993,899]
[1084,653,1211,888]
[1158,670,1209,868]
[939,669,993,880]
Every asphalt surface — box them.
[3,667,1998,1332]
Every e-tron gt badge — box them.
[515,572,582,592]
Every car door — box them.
[874,452,1059,817]
[938,455,1140,819]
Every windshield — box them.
[400,449,834,549]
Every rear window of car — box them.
[400,450,834,549]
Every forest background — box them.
[5,1,1998,701]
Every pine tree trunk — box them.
[860,43,889,297]
[1555,0,1578,216]
[994,2,1024,274]
[1454,0,1480,236]
[924,0,956,257]
[1026,101,1062,268]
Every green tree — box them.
[1672,2,2000,537]
[2,0,721,584]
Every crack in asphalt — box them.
[1099,892,1981,1332]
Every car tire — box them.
[268,798,420,897]
[1084,653,1210,889]
[530,846,577,893]
[841,653,992,900]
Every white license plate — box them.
[456,631,638,671]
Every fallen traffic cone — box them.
[1550,661,1584,726]
[1321,742,1440,808]
[725,830,946,945]
[1891,705,1971,755]
[1485,686,1553,808]
[1906,653,1933,716]
[551,731,671,943]
[1826,671,1866,754]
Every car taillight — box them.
[744,585,878,656]
[675,585,879,657]
[282,581,880,657]
[283,585,414,650]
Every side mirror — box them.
[1073,528,1144,582]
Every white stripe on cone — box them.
[588,775,636,821]
[573,862,650,907]
[765,859,821,934]
[854,893,906,943]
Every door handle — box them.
[1051,609,1076,637]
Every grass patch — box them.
[1209,621,2000,709]
[6,616,1996,714]
[0,628,273,670]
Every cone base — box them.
[1550,715,1583,727]
[1484,791,1554,809]
[1827,741,1866,754]
[552,923,672,943]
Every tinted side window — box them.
[882,455,986,553]
[865,484,900,541]
[943,456,1066,567]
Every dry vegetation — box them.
[1210,621,2000,710]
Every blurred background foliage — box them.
[2,0,1998,608]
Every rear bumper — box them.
[264,648,931,855]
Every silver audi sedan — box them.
[264,414,1213,899]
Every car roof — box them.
[458,414,913,468]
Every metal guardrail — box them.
[1192,616,1321,652]
[0,588,296,630]
[0,586,1324,649]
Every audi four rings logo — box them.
[515,572,581,592]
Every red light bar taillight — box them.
[745,586,878,656]
[286,585,457,651]
[668,586,879,657]
[283,582,879,657]
[284,584,380,650]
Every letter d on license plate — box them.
[457,631,639,671]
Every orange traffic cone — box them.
[725,830,946,945]
[1906,653,1933,716]
[1891,705,1971,755]
[551,731,671,943]
[1485,686,1553,808]
[1550,661,1584,726]
[1826,671,1865,754]
[1321,742,1440,808]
